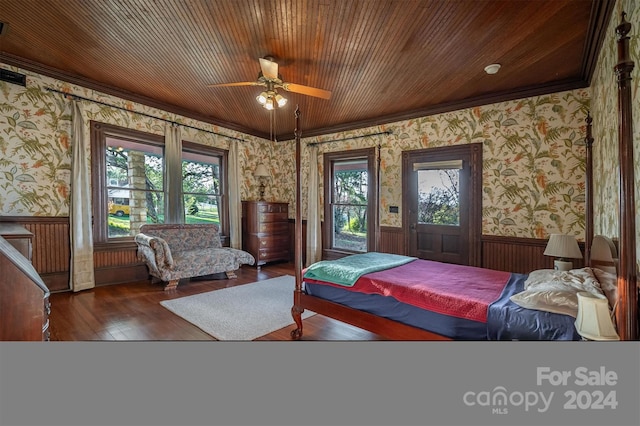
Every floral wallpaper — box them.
[290,90,590,239]
[0,83,72,215]
[3,0,637,246]
[0,69,266,216]
[590,0,639,268]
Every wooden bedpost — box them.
[614,12,637,341]
[375,143,381,252]
[584,112,593,266]
[291,106,304,339]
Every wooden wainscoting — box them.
[5,215,586,292]
[378,226,406,255]
[1,217,70,292]
[0,216,148,292]
[93,241,149,286]
[481,235,585,274]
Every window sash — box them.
[323,148,376,255]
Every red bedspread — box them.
[304,259,511,323]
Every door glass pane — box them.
[417,169,460,225]
[106,138,164,238]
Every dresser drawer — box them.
[257,203,288,214]
[256,235,289,249]
[257,247,290,262]
[258,221,289,234]
[257,211,288,223]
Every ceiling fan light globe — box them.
[275,94,287,107]
[256,92,268,104]
[264,98,275,110]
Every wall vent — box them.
[0,69,27,87]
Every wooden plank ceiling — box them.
[0,0,612,140]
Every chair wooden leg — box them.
[163,279,179,291]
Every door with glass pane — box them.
[402,144,482,266]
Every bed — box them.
[299,239,617,340]
[290,13,637,341]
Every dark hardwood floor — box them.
[48,261,385,341]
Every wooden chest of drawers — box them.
[0,223,33,262]
[242,201,290,267]
[1,231,50,341]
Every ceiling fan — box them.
[208,56,331,110]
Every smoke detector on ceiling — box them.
[484,64,501,75]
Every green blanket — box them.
[303,252,416,287]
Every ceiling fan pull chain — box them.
[270,109,274,142]
[273,108,278,143]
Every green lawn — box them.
[108,209,220,237]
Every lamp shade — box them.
[574,292,620,341]
[543,234,583,259]
[254,163,270,178]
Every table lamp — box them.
[543,234,582,271]
[254,163,270,201]
[574,292,620,341]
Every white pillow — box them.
[511,268,606,317]
[523,269,559,290]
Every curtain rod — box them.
[44,87,247,142]
[307,130,393,146]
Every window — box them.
[104,137,165,239]
[91,122,228,244]
[324,148,376,254]
[181,141,227,229]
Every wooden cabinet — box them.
[242,201,290,267]
[0,223,33,262]
[0,232,50,341]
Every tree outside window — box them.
[417,169,460,225]
[181,147,223,226]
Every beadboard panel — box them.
[378,226,406,255]
[2,217,588,291]
[481,235,585,274]
[0,217,148,291]
[1,217,70,291]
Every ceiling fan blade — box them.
[259,57,279,80]
[207,81,262,87]
[281,83,332,100]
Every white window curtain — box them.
[69,100,95,292]
[228,141,241,248]
[164,123,183,223]
[306,145,322,266]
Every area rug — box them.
[160,275,315,340]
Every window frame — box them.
[90,121,229,246]
[323,147,377,257]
